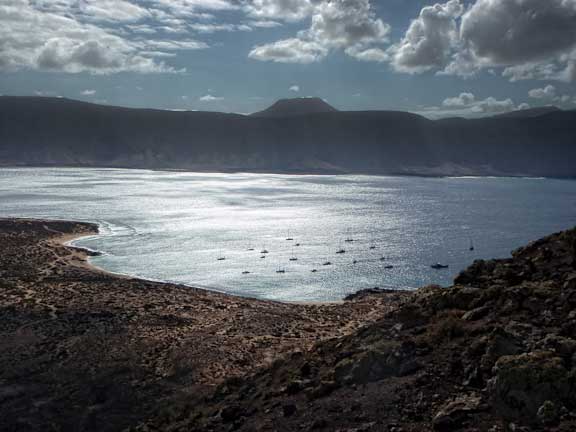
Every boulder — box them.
[480,329,523,372]
[564,273,576,290]
[537,335,576,360]
[432,393,484,430]
[536,400,561,425]
[462,306,490,321]
[333,341,414,385]
[488,351,575,424]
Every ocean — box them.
[1,167,574,302]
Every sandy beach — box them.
[0,218,408,431]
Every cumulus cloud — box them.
[248,0,390,64]
[0,0,243,74]
[249,38,328,63]
[389,0,464,73]
[460,0,576,66]
[442,92,475,107]
[419,92,527,119]
[81,89,97,96]
[388,0,576,82]
[346,46,388,63]
[442,93,516,113]
[529,85,556,100]
[470,96,516,114]
[306,0,390,49]
[447,0,576,81]
[199,94,224,101]
[8,0,576,80]
[0,0,219,73]
[77,0,151,23]
[289,85,300,92]
[188,23,252,33]
[243,0,314,22]
[247,19,282,28]
[527,84,574,106]
[517,102,531,111]
[143,40,208,50]
[151,0,238,15]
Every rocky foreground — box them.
[137,226,576,431]
[0,219,407,432]
[2,220,576,431]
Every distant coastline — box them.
[2,163,575,180]
[2,96,575,179]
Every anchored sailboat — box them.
[344,228,354,243]
[289,246,298,261]
[276,262,286,274]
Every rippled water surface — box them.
[1,168,575,301]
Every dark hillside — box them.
[1,96,575,177]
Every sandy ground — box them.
[0,218,409,431]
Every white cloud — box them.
[502,62,562,83]
[289,85,300,92]
[243,0,313,22]
[449,0,576,81]
[420,92,526,118]
[0,0,212,74]
[0,0,257,74]
[188,23,252,33]
[199,94,224,101]
[527,85,574,106]
[150,0,238,15]
[517,102,531,111]
[142,39,208,50]
[81,89,97,96]
[248,0,390,64]
[388,0,576,82]
[78,0,151,23]
[470,96,516,114]
[249,38,328,63]
[529,85,556,100]
[307,0,390,49]
[442,92,475,107]
[8,0,576,81]
[346,46,388,63]
[247,20,282,28]
[127,24,157,34]
[461,0,576,66]
[389,0,464,74]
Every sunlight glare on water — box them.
[0,168,575,301]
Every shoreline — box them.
[0,217,409,431]
[63,226,351,306]
[59,218,408,306]
[2,163,575,180]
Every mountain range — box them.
[0,96,575,177]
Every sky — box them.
[1,0,575,118]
